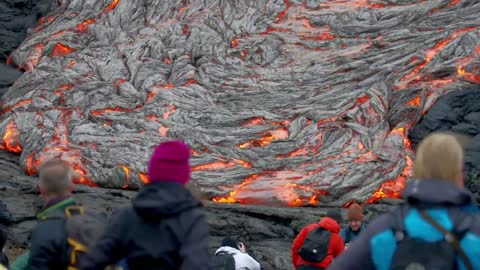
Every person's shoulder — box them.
[361,208,401,236]
[35,215,66,232]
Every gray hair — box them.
[38,159,73,196]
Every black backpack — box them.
[210,251,236,270]
[62,206,123,270]
[298,226,331,262]
[389,207,475,270]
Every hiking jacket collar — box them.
[403,180,475,207]
[37,197,75,220]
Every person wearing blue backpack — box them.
[328,132,480,270]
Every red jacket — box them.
[291,217,345,269]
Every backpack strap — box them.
[418,209,474,270]
[65,206,85,218]
[64,206,87,270]
[390,204,409,242]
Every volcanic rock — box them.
[409,85,480,199]
[1,0,480,206]
[0,149,393,269]
[0,0,57,93]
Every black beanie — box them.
[221,236,238,249]
[326,209,342,224]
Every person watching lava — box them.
[340,203,366,248]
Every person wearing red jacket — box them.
[291,209,345,270]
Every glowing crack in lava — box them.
[2,0,480,206]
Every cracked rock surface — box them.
[1,0,480,206]
[0,150,396,269]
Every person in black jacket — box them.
[0,228,8,267]
[27,159,77,270]
[81,140,210,270]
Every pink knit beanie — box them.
[148,140,191,185]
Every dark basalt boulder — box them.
[409,85,480,201]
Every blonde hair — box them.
[39,159,73,196]
[413,132,464,185]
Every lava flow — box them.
[1,0,480,206]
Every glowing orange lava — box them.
[242,117,265,127]
[405,96,421,106]
[163,57,172,64]
[367,128,413,203]
[192,159,252,171]
[357,95,370,104]
[90,107,133,115]
[159,125,169,137]
[120,165,131,188]
[139,172,149,184]
[213,171,327,206]
[231,38,239,48]
[25,110,97,187]
[161,82,175,89]
[183,79,198,86]
[66,60,76,69]
[276,0,293,22]
[2,99,32,114]
[57,84,74,91]
[51,43,77,58]
[397,26,477,88]
[163,105,176,119]
[1,121,22,153]
[76,18,95,32]
[446,0,460,7]
[192,161,236,171]
[239,127,289,148]
[104,0,120,13]
[276,147,308,158]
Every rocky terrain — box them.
[0,149,397,269]
[1,0,479,207]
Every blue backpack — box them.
[389,207,475,270]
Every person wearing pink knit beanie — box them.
[148,140,191,184]
[81,140,210,270]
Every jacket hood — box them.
[319,217,341,233]
[132,182,201,221]
[215,246,241,256]
[403,179,475,207]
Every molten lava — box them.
[90,107,133,115]
[406,96,421,106]
[51,43,77,58]
[76,18,96,32]
[2,99,32,114]
[242,117,266,127]
[104,0,120,13]
[367,128,414,203]
[3,0,480,206]
[120,165,131,188]
[192,159,252,171]
[139,173,149,184]
[397,27,477,89]
[239,127,289,148]
[1,121,22,153]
